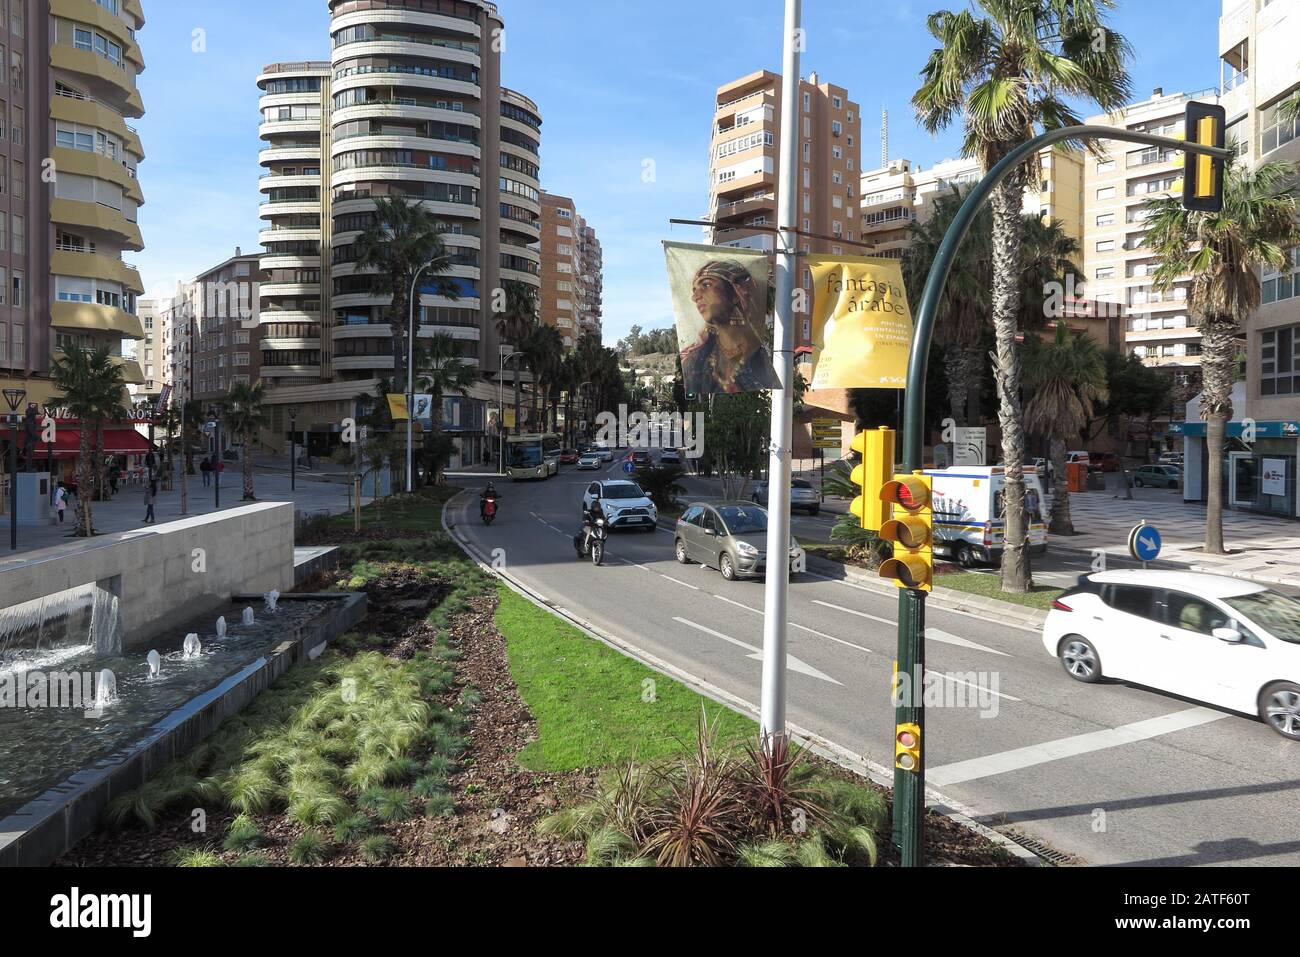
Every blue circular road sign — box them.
[623,460,636,475]
[1128,523,1162,563]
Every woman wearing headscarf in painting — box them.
[680,260,780,396]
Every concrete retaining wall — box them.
[0,503,295,653]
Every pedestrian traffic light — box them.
[850,427,893,531]
[1183,101,1226,213]
[895,722,922,773]
[879,473,933,592]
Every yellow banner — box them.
[807,256,913,390]
[387,394,409,421]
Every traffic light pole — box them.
[893,123,1231,866]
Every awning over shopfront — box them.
[8,425,151,460]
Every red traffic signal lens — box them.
[897,729,918,749]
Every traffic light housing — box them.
[895,722,922,773]
[879,473,933,592]
[1183,101,1226,213]
[850,427,894,531]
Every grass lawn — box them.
[936,571,1063,611]
[299,485,458,538]
[494,584,755,772]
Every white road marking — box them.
[660,574,700,591]
[801,571,1040,634]
[926,706,1228,787]
[811,600,1012,658]
[811,599,893,627]
[713,594,873,654]
[673,617,842,686]
[928,671,1020,703]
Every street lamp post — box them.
[406,262,436,493]
[209,405,221,510]
[288,406,300,493]
[44,403,57,505]
[499,350,525,474]
[4,388,27,551]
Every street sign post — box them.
[622,460,636,475]
[1128,522,1162,567]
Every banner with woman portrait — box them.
[663,242,779,396]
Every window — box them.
[1096,240,1115,252]
[1260,323,1300,396]
[11,268,22,307]
[1095,267,1115,280]
[802,92,811,113]
[1261,247,1299,306]
[1260,96,1299,155]
[1164,593,1231,636]
[832,120,843,136]
[1097,159,1116,173]
[1096,186,1116,200]
[74,28,92,52]
[802,142,810,162]
[1105,584,1156,620]
[11,213,19,255]
[1096,213,1115,227]
[832,96,842,110]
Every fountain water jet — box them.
[242,607,255,627]
[183,634,202,660]
[93,669,118,710]
[215,616,227,640]
[147,650,162,677]
[264,591,280,613]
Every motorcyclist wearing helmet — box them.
[480,482,500,519]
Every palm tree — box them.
[415,333,480,485]
[354,195,460,394]
[519,323,563,433]
[1019,212,1082,332]
[1143,159,1300,554]
[220,381,271,501]
[493,280,539,433]
[1023,322,1108,535]
[363,431,396,520]
[913,0,1133,593]
[903,184,992,424]
[49,345,127,537]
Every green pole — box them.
[893,124,1231,866]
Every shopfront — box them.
[1175,419,1299,520]
[10,419,153,489]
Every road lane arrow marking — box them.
[811,600,1011,657]
[713,595,873,654]
[673,617,842,686]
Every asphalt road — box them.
[448,460,1300,867]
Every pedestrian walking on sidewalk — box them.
[144,483,157,524]
[54,483,67,524]
[201,457,212,487]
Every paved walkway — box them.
[4,463,374,556]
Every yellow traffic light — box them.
[1183,101,1226,213]
[850,427,894,531]
[879,473,933,592]
[895,722,922,773]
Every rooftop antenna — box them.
[881,105,889,167]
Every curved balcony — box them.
[49,46,145,117]
[259,175,321,195]
[260,254,322,270]
[329,134,480,160]
[259,145,323,164]
[261,365,324,379]
[52,147,145,205]
[330,71,479,101]
[332,355,395,373]
[329,39,480,68]
[51,0,145,67]
[259,120,323,139]
[331,102,481,131]
[51,250,145,295]
[259,282,321,298]
[332,322,391,341]
[259,201,322,219]
[330,165,480,192]
[51,301,145,341]
[51,199,143,250]
[329,7,482,39]
[258,227,321,245]
[331,195,482,221]
[500,268,541,287]
[51,92,145,161]
[257,309,321,324]
[258,91,326,110]
[261,337,323,351]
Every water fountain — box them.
[182,634,202,660]
[215,616,227,640]
[147,651,162,677]
[242,607,255,627]
[264,590,280,613]
[93,669,118,710]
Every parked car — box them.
[582,480,657,531]
[1088,451,1121,472]
[1158,452,1185,467]
[1043,570,1300,740]
[750,478,821,515]
[559,449,580,465]
[1134,464,1182,488]
[577,452,603,471]
[675,501,806,582]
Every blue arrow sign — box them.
[1129,523,1162,562]
[623,460,636,475]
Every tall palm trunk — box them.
[944,347,984,427]
[76,428,93,537]
[513,373,522,435]
[242,429,255,500]
[1047,436,1072,536]
[392,287,410,404]
[95,424,106,502]
[991,171,1032,592]
[1200,315,1237,555]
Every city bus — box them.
[505,433,562,480]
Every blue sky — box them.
[134,0,1224,345]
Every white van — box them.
[924,466,1049,568]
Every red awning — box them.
[11,427,150,460]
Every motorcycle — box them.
[573,517,609,566]
[481,494,499,526]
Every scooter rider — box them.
[578,498,606,553]
[480,482,500,520]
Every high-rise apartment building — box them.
[706,70,861,358]
[253,1,543,468]
[130,294,159,401]
[859,148,1084,260]
[1218,0,1300,423]
[1084,87,1221,375]
[0,0,147,408]
[538,190,602,348]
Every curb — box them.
[445,489,1047,867]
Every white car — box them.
[582,480,658,532]
[593,443,615,463]
[577,453,602,471]
[1043,570,1300,739]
